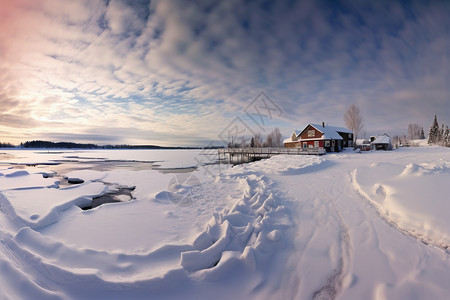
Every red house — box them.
[284,123,353,152]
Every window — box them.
[325,140,330,147]
[308,130,315,137]
[303,142,307,148]
[314,141,319,148]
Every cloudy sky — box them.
[1,0,449,146]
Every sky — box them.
[0,0,449,147]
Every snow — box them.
[326,125,353,134]
[411,139,429,147]
[353,160,450,248]
[1,147,450,299]
[371,133,391,144]
[309,123,345,140]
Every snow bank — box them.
[0,167,58,190]
[2,148,450,299]
[353,159,450,249]
[1,182,106,229]
[224,154,326,176]
[0,149,296,299]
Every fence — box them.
[218,147,325,163]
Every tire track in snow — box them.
[276,160,354,299]
[311,190,352,300]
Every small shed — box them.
[371,133,393,150]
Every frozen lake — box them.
[0,148,220,172]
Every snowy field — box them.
[1,146,450,299]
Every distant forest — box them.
[21,140,99,149]
[17,140,212,149]
[0,142,15,148]
[3,140,221,149]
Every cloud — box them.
[0,0,449,145]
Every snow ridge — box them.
[0,168,292,298]
[351,167,450,253]
[181,174,292,274]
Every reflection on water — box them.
[82,186,136,210]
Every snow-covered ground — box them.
[1,147,450,299]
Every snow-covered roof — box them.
[371,134,391,144]
[283,138,295,143]
[283,131,299,144]
[326,125,353,134]
[308,124,344,140]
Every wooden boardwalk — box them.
[218,147,325,163]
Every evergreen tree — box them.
[444,126,450,147]
[420,127,425,139]
[250,137,255,148]
[428,114,440,144]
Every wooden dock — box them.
[218,147,325,164]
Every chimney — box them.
[322,121,325,127]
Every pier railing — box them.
[218,147,325,163]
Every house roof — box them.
[326,125,353,134]
[372,134,391,144]
[301,123,344,140]
[283,139,297,143]
[283,131,299,144]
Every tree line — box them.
[428,114,450,147]
[391,115,450,148]
[5,140,202,149]
[0,142,15,148]
[392,123,425,147]
[21,140,100,149]
[227,128,283,148]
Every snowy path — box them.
[271,150,450,299]
[1,148,450,299]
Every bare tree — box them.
[253,133,262,148]
[271,128,283,148]
[407,123,421,141]
[344,104,364,143]
[265,133,273,147]
[239,137,248,148]
[261,128,283,148]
